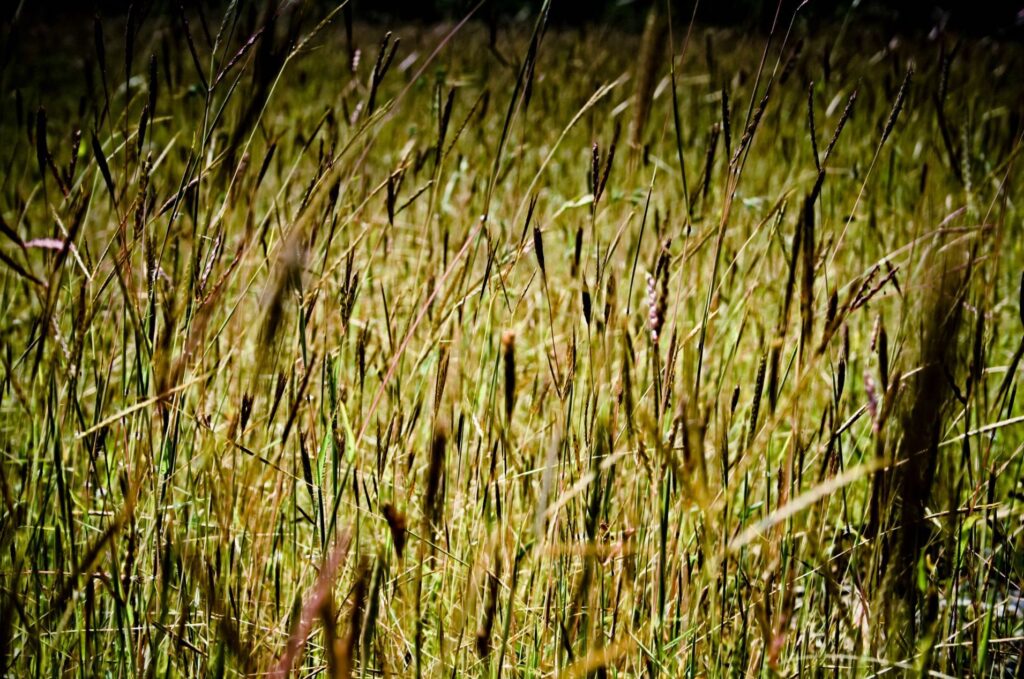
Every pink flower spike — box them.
[24,238,76,254]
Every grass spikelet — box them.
[747,352,767,450]
[807,81,820,171]
[424,427,447,533]
[721,87,732,158]
[475,544,502,658]
[502,330,516,421]
[881,67,913,146]
[532,222,546,276]
[382,503,407,559]
[338,557,369,678]
[700,122,721,204]
[631,6,667,149]
[799,194,816,358]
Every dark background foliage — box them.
[4,0,1023,36]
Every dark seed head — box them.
[424,428,447,529]
[582,286,592,325]
[381,503,407,558]
[532,225,546,275]
[502,331,516,421]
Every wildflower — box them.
[646,270,666,343]
[864,370,879,431]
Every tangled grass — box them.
[1,2,1023,676]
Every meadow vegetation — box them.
[1,1,1023,675]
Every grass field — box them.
[1,2,1023,676]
